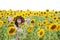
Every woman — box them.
[14,16,26,40]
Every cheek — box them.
[19,21,21,23]
[17,20,21,23]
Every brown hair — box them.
[14,16,25,27]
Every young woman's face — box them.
[17,19,21,24]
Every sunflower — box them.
[49,20,53,24]
[13,14,17,18]
[56,19,59,23]
[13,13,22,18]
[38,13,41,16]
[22,13,25,17]
[58,16,60,19]
[38,22,41,27]
[13,11,16,15]
[33,11,38,16]
[27,13,31,17]
[59,11,60,13]
[38,11,41,16]
[19,10,23,12]
[37,29,44,38]
[54,11,58,14]
[43,12,47,16]
[7,27,16,35]
[44,15,48,19]
[36,12,39,16]
[30,19,35,25]
[24,13,28,16]
[27,26,33,32]
[33,13,37,16]
[0,20,4,27]
[7,9,12,13]
[9,21,14,24]
[57,24,60,30]
[48,13,54,18]
[46,9,49,12]
[15,10,18,12]
[46,25,50,30]
[42,20,48,25]
[40,12,43,16]
[37,28,40,32]
[0,14,3,19]
[6,11,11,16]
[3,21,6,24]
[26,9,30,12]
[0,13,4,16]
[52,16,58,21]
[49,23,58,31]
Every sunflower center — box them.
[31,20,34,23]
[1,13,3,15]
[34,13,36,15]
[50,21,52,23]
[37,13,38,15]
[38,23,40,26]
[46,26,49,29]
[51,25,56,30]
[29,27,32,30]
[41,12,43,14]
[54,17,56,20]
[45,16,48,18]
[55,11,58,14]
[44,12,46,14]
[28,14,30,16]
[40,31,43,35]
[46,10,49,12]
[44,22,46,24]
[9,28,15,33]
[7,13,9,15]
[11,22,14,24]
[23,14,24,16]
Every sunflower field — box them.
[0,9,60,40]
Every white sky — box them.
[0,0,60,10]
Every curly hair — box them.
[14,16,25,27]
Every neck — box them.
[18,24,21,28]
[18,23,20,25]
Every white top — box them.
[11,24,26,40]
[14,24,24,33]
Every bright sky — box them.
[0,0,60,10]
